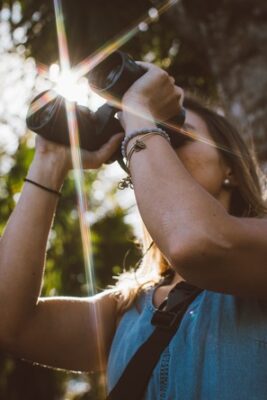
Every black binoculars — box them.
[26,51,186,169]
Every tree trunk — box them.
[168,0,267,162]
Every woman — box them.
[0,62,267,399]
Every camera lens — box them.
[27,92,58,129]
[105,65,122,88]
[88,52,123,92]
[88,51,145,98]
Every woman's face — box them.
[174,109,233,211]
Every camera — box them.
[26,51,186,168]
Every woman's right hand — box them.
[28,133,124,192]
[34,133,124,172]
[121,62,183,124]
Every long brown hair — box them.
[183,97,266,217]
[113,96,267,313]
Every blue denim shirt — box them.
[107,288,267,399]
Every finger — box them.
[135,61,160,72]
[136,62,172,83]
[83,133,124,168]
[117,111,123,121]
[175,86,184,106]
[96,133,124,164]
[117,111,125,129]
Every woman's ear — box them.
[222,168,238,189]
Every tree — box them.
[163,0,267,161]
[1,0,266,398]
[0,3,142,397]
[4,0,266,160]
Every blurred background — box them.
[0,0,266,398]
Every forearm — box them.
[126,131,231,265]
[118,63,267,297]
[0,154,67,338]
[120,84,229,265]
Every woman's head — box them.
[179,97,267,217]
[173,106,235,213]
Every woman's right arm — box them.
[0,133,123,372]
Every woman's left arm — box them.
[124,132,267,298]
[121,62,267,299]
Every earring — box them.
[223,178,231,188]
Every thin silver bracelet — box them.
[121,128,170,159]
[118,131,171,190]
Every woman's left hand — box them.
[121,62,184,123]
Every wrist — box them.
[122,98,156,134]
[122,111,157,136]
[121,128,170,159]
[28,153,68,191]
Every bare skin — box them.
[0,61,267,375]
[121,62,267,299]
[0,134,124,372]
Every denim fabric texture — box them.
[107,287,267,400]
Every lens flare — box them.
[50,2,184,389]
[28,0,244,391]
[54,70,82,101]
[53,0,107,386]
[92,92,243,159]
[31,0,182,124]
[73,0,180,81]
[28,90,58,118]
[36,62,50,78]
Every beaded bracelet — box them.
[126,131,169,169]
[121,127,170,159]
[118,131,171,190]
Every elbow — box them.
[168,235,209,276]
[168,228,233,283]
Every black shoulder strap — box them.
[107,281,203,400]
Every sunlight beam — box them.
[73,0,180,80]
[53,0,107,385]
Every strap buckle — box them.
[151,309,180,330]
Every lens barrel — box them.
[88,52,145,98]
[26,51,187,165]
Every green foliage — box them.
[1,0,216,96]
[91,207,141,289]
[0,0,222,397]
[0,134,140,398]
[0,139,34,234]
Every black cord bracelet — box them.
[24,178,61,197]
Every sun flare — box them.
[49,63,105,110]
